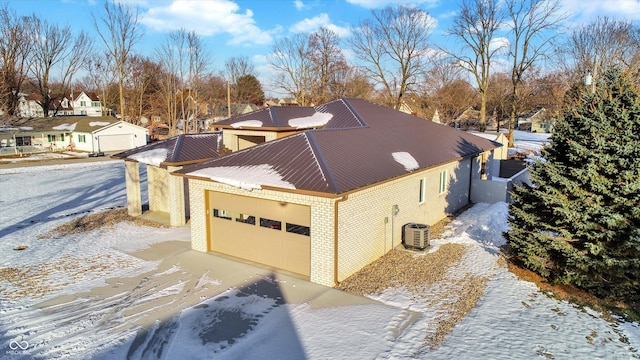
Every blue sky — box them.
[6,0,640,94]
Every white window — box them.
[419,178,426,203]
[439,170,448,194]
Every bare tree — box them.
[83,52,117,116]
[447,0,504,131]
[349,5,435,110]
[308,27,348,104]
[565,17,640,82]
[0,5,32,118]
[331,66,374,100]
[125,55,162,124]
[420,56,477,125]
[225,55,254,100]
[156,29,209,134]
[269,33,315,105]
[93,1,143,121]
[506,0,566,145]
[28,15,91,117]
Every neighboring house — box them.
[278,98,300,106]
[16,91,103,118]
[212,103,260,123]
[181,98,500,286]
[0,116,147,152]
[113,133,222,226]
[517,107,552,133]
[468,131,529,203]
[71,91,102,116]
[17,93,45,118]
[469,131,509,160]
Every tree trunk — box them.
[479,92,487,132]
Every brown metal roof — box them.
[112,132,222,166]
[213,100,365,130]
[176,98,500,194]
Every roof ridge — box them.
[269,107,279,126]
[172,134,186,162]
[304,132,340,193]
[340,98,368,128]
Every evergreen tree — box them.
[234,74,265,106]
[506,67,640,304]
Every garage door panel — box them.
[97,134,133,151]
[207,191,311,277]
[213,192,310,226]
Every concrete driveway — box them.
[25,239,412,359]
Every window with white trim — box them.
[419,178,426,203]
[438,170,448,194]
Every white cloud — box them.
[141,0,273,46]
[289,13,350,37]
[346,0,439,9]
[489,37,510,54]
[561,0,640,23]
[294,0,304,10]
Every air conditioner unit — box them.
[402,223,430,250]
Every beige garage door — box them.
[206,191,311,277]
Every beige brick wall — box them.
[187,179,337,286]
[187,157,474,287]
[147,165,170,212]
[223,130,278,152]
[124,161,142,216]
[336,159,471,282]
[167,166,186,226]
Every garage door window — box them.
[260,218,281,230]
[236,213,255,225]
[286,223,310,236]
[213,209,232,220]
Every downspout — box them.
[333,194,349,286]
[468,156,476,204]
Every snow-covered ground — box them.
[1,151,638,359]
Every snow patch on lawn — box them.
[0,159,638,360]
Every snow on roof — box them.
[230,120,263,128]
[288,112,333,129]
[392,152,419,171]
[0,126,19,131]
[52,122,77,131]
[129,148,168,167]
[188,164,295,190]
[89,121,111,127]
[20,126,33,131]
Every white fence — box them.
[470,168,530,204]
[0,145,65,156]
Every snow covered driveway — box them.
[0,160,638,359]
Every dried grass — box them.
[336,243,468,295]
[424,274,488,349]
[0,254,137,300]
[39,208,169,239]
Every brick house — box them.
[115,98,501,286]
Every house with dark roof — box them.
[113,133,222,226]
[151,99,500,286]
